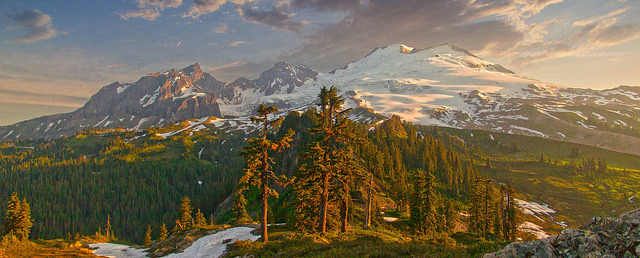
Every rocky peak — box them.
[255,61,318,95]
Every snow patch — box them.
[95,116,110,127]
[518,222,549,239]
[117,84,132,94]
[509,125,548,138]
[383,217,399,222]
[89,243,147,258]
[131,118,149,131]
[165,227,259,258]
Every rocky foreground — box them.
[485,208,640,257]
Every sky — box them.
[1,0,639,125]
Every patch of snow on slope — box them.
[89,243,147,258]
[140,87,161,107]
[509,125,548,138]
[95,116,110,127]
[592,112,606,121]
[165,227,259,258]
[515,198,566,227]
[157,117,209,138]
[173,86,206,100]
[518,222,549,239]
[131,118,149,131]
[577,120,596,129]
[117,84,132,94]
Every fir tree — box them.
[3,193,33,240]
[410,169,438,234]
[179,197,192,230]
[158,223,168,241]
[194,209,206,227]
[295,86,361,234]
[235,104,294,242]
[144,225,152,247]
[3,192,21,237]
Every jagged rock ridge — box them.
[485,208,640,257]
[2,43,640,156]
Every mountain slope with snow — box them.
[224,44,640,155]
[1,43,638,154]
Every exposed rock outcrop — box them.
[485,208,640,258]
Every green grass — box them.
[227,226,508,258]
[0,236,95,257]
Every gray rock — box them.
[485,208,640,258]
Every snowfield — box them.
[90,226,259,258]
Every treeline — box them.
[0,126,246,243]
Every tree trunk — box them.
[365,174,372,228]
[341,198,349,232]
[319,172,329,234]
[261,177,268,242]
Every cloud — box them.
[184,0,255,18]
[239,7,306,32]
[6,9,61,43]
[228,40,251,46]
[119,8,161,20]
[119,0,182,20]
[205,59,275,81]
[291,0,365,11]
[573,7,630,27]
[213,23,228,33]
[276,0,525,71]
[509,3,640,66]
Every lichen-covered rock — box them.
[485,208,640,258]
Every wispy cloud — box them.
[228,40,251,46]
[6,9,62,43]
[213,23,228,33]
[119,0,183,21]
[511,5,640,66]
[184,0,256,19]
[239,7,306,32]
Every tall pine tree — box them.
[295,86,362,234]
[235,104,294,242]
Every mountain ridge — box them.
[1,44,640,156]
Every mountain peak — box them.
[429,43,478,58]
[181,63,203,75]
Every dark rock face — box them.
[0,63,223,139]
[485,208,640,258]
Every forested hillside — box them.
[1,101,639,245]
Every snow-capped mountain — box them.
[0,62,316,140]
[2,43,639,155]
[214,44,640,155]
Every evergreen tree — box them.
[194,209,206,227]
[410,169,438,234]
[158,223,168,241]
[179,197,192,230]
[144,225,152,247]
[468,177,496,237]
[3,192,21,237]
[105,215,113,240]
[3,193,33,240]
[235,104,294,242]
[295,86,361,234]
[501,185,521,241]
